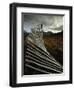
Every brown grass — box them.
[43,35,63,65]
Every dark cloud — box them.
[22,14,63,32]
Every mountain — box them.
[43,31,63,37]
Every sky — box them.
[22,14,64,33]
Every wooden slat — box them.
[24,40,63,74]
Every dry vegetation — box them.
[43,32,63,65]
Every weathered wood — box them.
[24,40,63,74]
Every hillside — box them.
[43,31,63,65]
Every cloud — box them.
[23,14,63,33]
